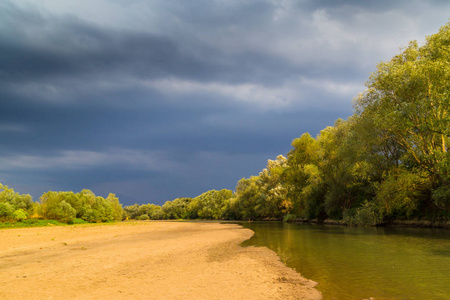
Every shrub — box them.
[22,219,39,225]
[432,186,450,213]
[343,201,383,226]
[376,169,431,218]
[57,201,77,223]
[13,209,27,221]
[82,209,100,223]
[283,214,298,222]
[0,202,14,218]
[67,218,89,225]
[140,214,150,220]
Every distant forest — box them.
[1,22,449,227]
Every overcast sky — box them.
[1,0,449,206]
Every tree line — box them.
[0,183,123,224]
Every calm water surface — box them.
[240,222,450,300]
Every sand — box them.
[0,221,321,299]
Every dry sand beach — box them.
[0,221,321,299]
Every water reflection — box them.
[240,222,450,300]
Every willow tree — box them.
[355,22,450,211]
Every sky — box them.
[0,0,449,206]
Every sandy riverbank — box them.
[0,221,321,299]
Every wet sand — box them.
[0,221,321,299]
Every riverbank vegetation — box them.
[0,183,122,226]
[1,23,449,227]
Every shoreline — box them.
[0,221,321,299]
[286,218,450,228]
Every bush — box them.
[376,169,431,218]
[82,209,100,223]
[57,201,77,223]
[67,218,89,225]
[151,210,165,220]
[343,201,383,226]
[13,209,27,221]
[283,214,298,222]
[432,186,450,212]
[140,214,150,220]
[22,219,39,225]
[0,202,14,218]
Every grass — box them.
[0,218,89,229]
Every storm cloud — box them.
[1,0,449,205]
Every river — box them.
[240,222,450,300]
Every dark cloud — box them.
[0,1,300,87]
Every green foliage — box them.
[189,189,233,219]
[234,176,265,220]
[283,214,298,222]
[343,201,384,226]
[124,204,140,219]
[57,201,77,223]
[106,193,124,221]
[0,219,65,228]
[68,218,89,225]
[232,156,290,220]
[92,196,114,222]
[123,189,233,221]
[161,197,193,219]
[0,202,14,219]
[222,197,240,219]
[39,189,122,223]
[376,169,432,218]
[123,203,164,220]
[0,184,118,226]
[40,192,74,222]
[82,209,100,223]
[139,214,150,220]
[13,209,28,221]
[0,184,36,222]
[355,22,450,188]
[432,185,450,213]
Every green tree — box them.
[13,209,28,221]
[56,201,76,223]
[375,168,432,219]
[234,176,265,220]
[355,22,450,191]
[0,183,34,218]
[0,202,14,219]
[161,197,193,219]
[76,189,97,218]
[106,193,123,221]
[57,191,82,217]
[91,196,114,222]
[189,189,233,219]
[221,196,241,220]
[124,204,141,219]
[285,133,325,219]
[40,192,76,223]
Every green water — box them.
[240,222,450,300]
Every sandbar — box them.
[0,221,321,299]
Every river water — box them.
[240,222,450,300]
